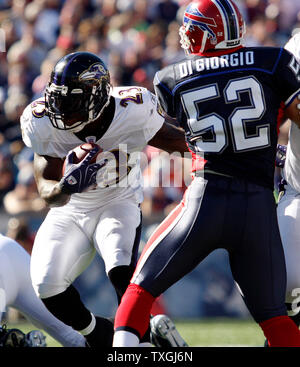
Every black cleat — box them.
[85,316,114,348]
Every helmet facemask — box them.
[179,20,212,55]
[45,54,111,133]
[45,79,110,133]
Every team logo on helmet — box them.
[184,3,217,44]
[79,63,108,82]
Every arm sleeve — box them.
[20,104,65,158]
[153,66,176,118]
[142,90,165,143]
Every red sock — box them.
[114,283,155,339]
[260,315,300,347]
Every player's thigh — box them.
[132,177,222,297]
[229,189,287,322]
[0,252,18,310]
[93,199,142,273]
[31,208,95,298]
[277,190,300,303]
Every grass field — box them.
[6,318,265,347]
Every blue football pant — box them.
[132,173,287,323]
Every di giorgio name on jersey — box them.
[179,51,254,78]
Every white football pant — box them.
[31,197,141,299]
[277,183,300,315]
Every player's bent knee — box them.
[108,265,135,303]
[31,267,71,299]
[252,306,288,324]
[104,249,134,275]
[33,282,69,300]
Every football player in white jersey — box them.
[20,52,188,347]
[276,32,300,327]
[0,233,86,347]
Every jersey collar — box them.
[74,96,116,142]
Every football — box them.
[62,143,101,174]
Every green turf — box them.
[5,321,62,347]
[175,318,264,347]
[6,318,264,347]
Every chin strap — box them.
[200,30,208,54]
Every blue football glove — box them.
[275,144,287,168]
[59,146,107,194]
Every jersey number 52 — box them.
[181,76,269,153]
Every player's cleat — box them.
[0,325,47,347]
[25,330,47,347]
[85,316,114,348]
[150,314,188,347]
[0,325,26,347]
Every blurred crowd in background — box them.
[0,0,300,320]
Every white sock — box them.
[78,313,96,336]
[113,330,139,347]
[138,342,153,347]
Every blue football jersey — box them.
[154,47,300,188]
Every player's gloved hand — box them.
[275,173,287,194]
[59,146,107,194]
[275,144,287,168]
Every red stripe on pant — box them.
[115,185,190,339]
[114,283,155,339]
[131,186,189,282]
[260,315,300,346]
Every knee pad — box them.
[108,265,135,304]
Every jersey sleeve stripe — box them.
[271,47,283,74]
[154,73,173,95]
[285,87,300,107]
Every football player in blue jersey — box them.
[113,0,300,347]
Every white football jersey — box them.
[21,86,165,209]
[283,33,300,193]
